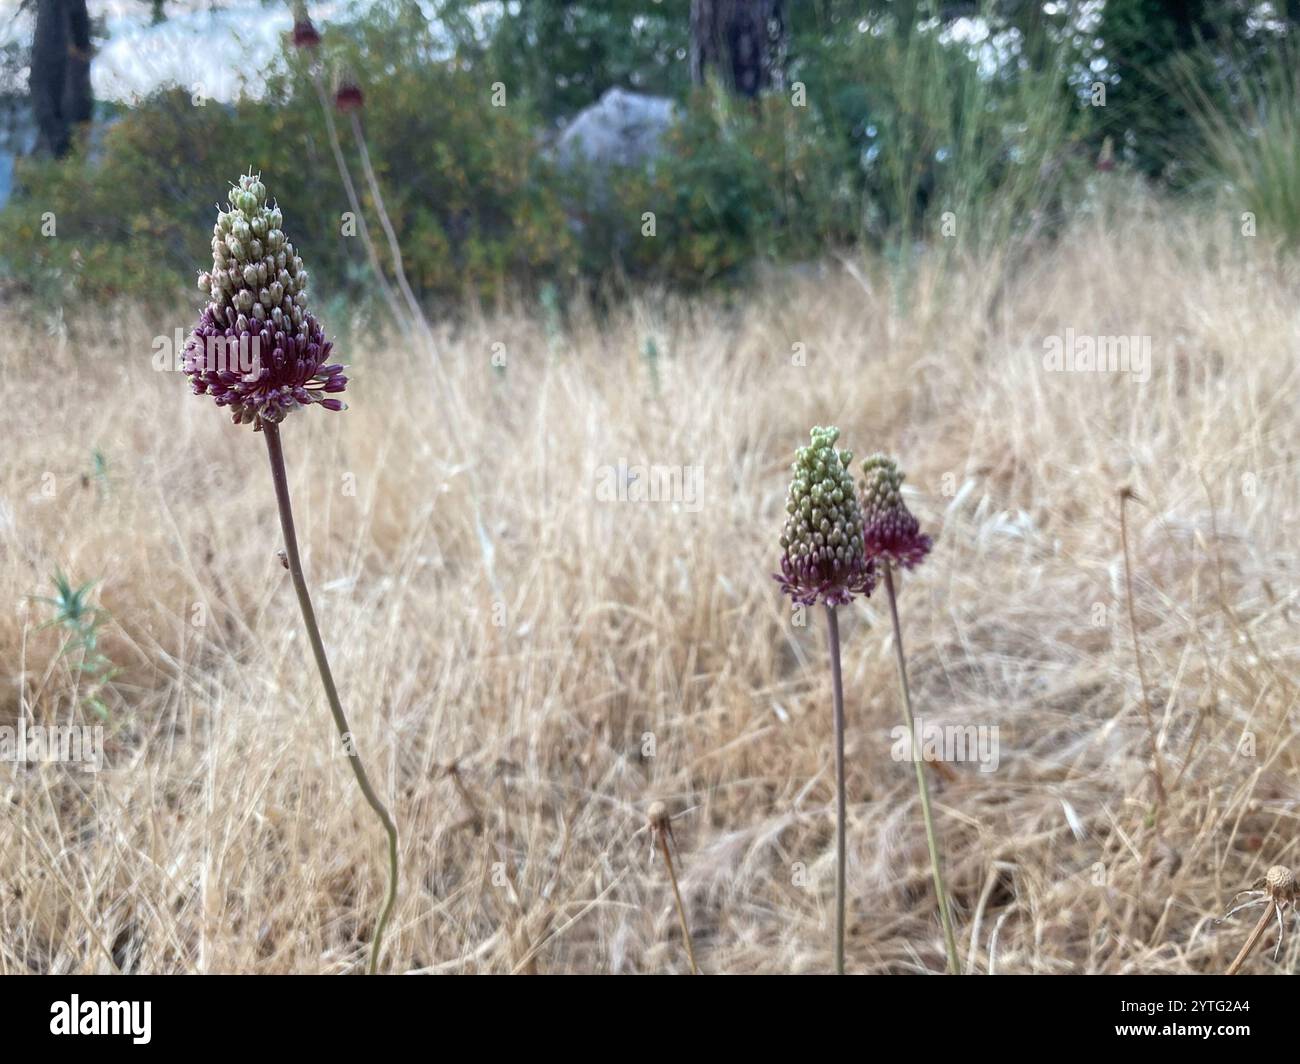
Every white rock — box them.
[556,87,677,174]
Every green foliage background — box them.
[0,0,1295,309]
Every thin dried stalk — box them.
[648,803,698,974]
[1226,902,1275,975]
[1118,486,1168,807]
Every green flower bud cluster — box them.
[859,454,905,514]
[196,172,311,341]
[776,426,872,605]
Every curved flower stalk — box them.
[333,65,436,352]
[289,3,407,335]
[859,454,958,974]
[775,426,875,974]
[184,172,399,974]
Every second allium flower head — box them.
[184,173,347,426]
[776,426,876,606]
[859,454,933,569]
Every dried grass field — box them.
[2,191,1298,974]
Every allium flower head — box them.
[290,2,321,49]
[333,68,364,113]
[775,426,875,606]
[859,454,932,569]
[184,172,347,427]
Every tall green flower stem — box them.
[825,605,847,975]
[882,560,959,974]
[263,421,399,974]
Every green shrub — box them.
[0,4,576,308]
[1178,35,1300,251]
[587,88,859,286]
[0,3,1097,307]
[799,20,1088,255]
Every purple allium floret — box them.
[184,307,347,426]
[774,426,877,607]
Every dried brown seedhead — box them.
[647,800,670,834]
[645,799,698,973]
[1222,864,1298,970]
[1266,865,1296,901]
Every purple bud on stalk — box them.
[290,2,321,50]
[334,82,364,113]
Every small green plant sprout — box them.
[1222,865,1298,974]
[640,334,661,396]
[647,800,699,974]
[540,282,565,353]
[775,426,875,974]
[35,570,118,720]
[85,447,110,497]
[859,454,959,975]
[183,171,398,975]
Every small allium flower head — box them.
[184,172,346,426]
[290,2,321,49]
[334,76,364,113]
[775,426,875,606]
[859,454,933,569]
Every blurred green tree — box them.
[442,0,693,119]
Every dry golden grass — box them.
[1,190,1298,974]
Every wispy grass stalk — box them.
[1118,486,1167,808]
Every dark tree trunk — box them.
[689,0,785,98]
[64,0,93,124]
[31,0,93,158]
